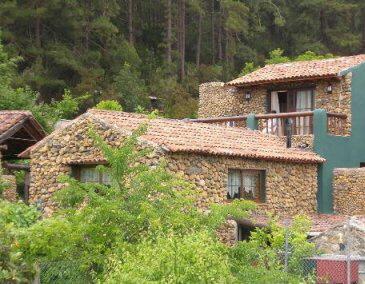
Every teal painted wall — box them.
[314,63,365,213]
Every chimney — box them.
[285,118,293,148]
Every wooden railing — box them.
[188,115,248,128]
[256,111,313,136]
[189,111,347,136]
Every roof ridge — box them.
[264,54,365,67]
[227,53,365,86]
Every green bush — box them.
[104,232,234,283]
[0,200,39,282]
[17,126,253,282]
[95,100,123,111]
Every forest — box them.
[1,0,365,118]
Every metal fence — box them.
[282,218,365,284]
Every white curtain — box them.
[228,170,241,199]
[267,92,282,135]
[296,90,313,134]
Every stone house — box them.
[0,111,45,201]
[20,109,323,225]
[198,55,365,216]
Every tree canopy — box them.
[0,0,364,118]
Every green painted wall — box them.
[314,63,365,213]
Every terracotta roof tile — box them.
[227,54,365,86]
[0,111,33,137]
[87,109,324,164]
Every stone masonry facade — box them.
[1,175,17,202]
[199,74,352,135]
[333,168,365,215]
[28,115,318,243]
[167,152,317,215]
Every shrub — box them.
[95,100,123,111]
[0,200,39,282]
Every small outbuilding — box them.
[0,110,46,201]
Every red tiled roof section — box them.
[0,110,32,136]
[88,109,324,164]
[227,54,365,86]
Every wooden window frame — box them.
[71,164,110,185]
[227,169,266,203]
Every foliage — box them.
[265,49,291,65]
[50,90,89,120]
[114,63,148,112]
[1,0,363,118]
[0,199,39,283]
[0,126,317,283]
[104,232,234,283]
[229,215,316,283]
[239,62,258,76]
[95,100,123,111]
[0,166,9,197]
[17,126,253,281]
[295,51,334,62]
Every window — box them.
[72,165,111,185]
[227,169,265,202]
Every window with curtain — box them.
[72,165,111,185]
[227,169,265,202]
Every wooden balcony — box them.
[189,111,348,137]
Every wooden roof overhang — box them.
[0,115,46,159]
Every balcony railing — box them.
[188,115,248,128]
[189,111,348,136]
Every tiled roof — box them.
[227,54,365,86]
[86,109,324,164]
[0,111,32,137]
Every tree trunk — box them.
[319,9,326,44]
[166,0,172,63]
[217,3,223,61]
[362,7,365,52]
[196,11,202,67]
[178,0,185,80]
[128,0,134,44]
[35,1,41,48]
[211,0,215,65]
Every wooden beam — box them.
[3,162,30,171]
[8,137,37,142]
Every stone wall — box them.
[29,115,318,244]
[198,82,266,118]
[198,75,352,134]
[29,116,164,215]
[166,153,318,215]
[333,168,365,215]
[311,217,365,255]
[1,175,17,202]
